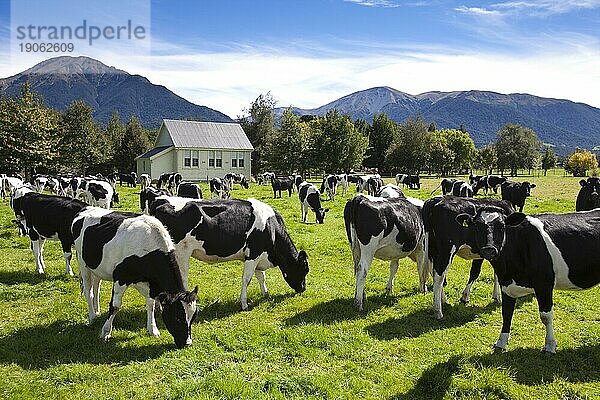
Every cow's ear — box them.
[455,213,473,227]
[530,184,536,189]
[505,212,526,226]
[580,179,588,187]
[188,285,199,302]
[157,292,172,305]
[323,208,330,212]
[298,250,308,261]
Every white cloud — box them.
[457,0,600,17]
[455,6,502,16]
[343,0,400,8]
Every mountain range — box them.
[0,56,232,128]
[275,86,600,152]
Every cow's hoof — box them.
[101,333,111,342]
[149,329,160,338]
[492,345,505,354]
[541,346,556,354]
[459,297,469,304]
[434,312,444,321]
[492,297,502,304]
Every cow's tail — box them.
[344,197,362,273]
[429,182,442,196]
[320,178,326,194]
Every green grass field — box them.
[1,173,600,399]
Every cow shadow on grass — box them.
[284,293,405,326]
[390,345,600,399]
[196,292,296,322]
[0,309,172,369]
[367,295,534,341]
[0,270,72,285]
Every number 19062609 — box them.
[19,42,74,52]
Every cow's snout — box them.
[480,246,498,259]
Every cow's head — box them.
[456,207,525,260]
[315,208,329,224]
[158,285,199,349]
[521,182,536,197]
[579,178,600,210]
[241,178,249,189]
[12,218,28,236]
[283,250,309,293]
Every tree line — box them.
[238,93,597,177]
[0,83,153,177]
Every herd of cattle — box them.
[1,169,600,355]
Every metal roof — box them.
[136,145,173,159]
[163,119,254,150]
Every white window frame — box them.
[184,150,191,168]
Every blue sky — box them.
[1,0,599,116]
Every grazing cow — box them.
[139,186,171,214]
[11,188,88,275]
[366,175,384,196]
[225,173,249,189]
[455,208,600,353]
[157,173,173,189]
[33,175,48,193]
[258,172,275,185]
[422,196,514,319]
[72,208,198,348]
[149,197,309,310]
[139,173,151,190]
[271,176,294,198]
[84,180,119,209]
[347,175,368,193]
[168,173,183,191]
[119,172,137,188]
[377,184,405,199]
[468,174,484,186]
[452,180,473,198]
[336,174,349,195]
[344,195,429,310]
[3,176,24,197]
[298,181,329,223]
[576,177,600,211]
[320,175,340,201]
[177,182,202,199]
[430,178,458,196]
[69,177,86,199]
[395,174,408,187]
[472,175,508,196]
[57,176,71,197]
[288,174,303,192]
[44,177,61,195]
[501,181,536,212]
[210,177,230,199]
[406,175,421,189]
[106,172,118,189]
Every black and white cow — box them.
[177,182,202,199]
[576,177,600,211]
[344,194,429,310]
[57,176,71,197]
[225,173,249,189]
[140,186,171,214]
[139,173,151,190]
[452,180,473,198]
[377,184,405,199]
[422,196,515,319]
[168,173,183,191]
[501,180,536,212]
[106,172,118,189]
[149,197,309,310]
[271,176,294,198]
[157,173,173,189]
[11,188,88,275]
[72,208,198,348]
[288,174,303,192]
[298,181,329,224]
[431,178,458,196]
[84,180,119,209]
[320,174,340,201]
[69,177,86,199]
[33,175,48,193]
[119,172,137,188]
[336,173,348,195]
[3,176,24,198]
[468,174,484,186]
[407,175,421,189]
[455,207,600,353]
[395,174,409,187]
[347,175,368,193]
[258,172,275,185]
[366,175,384,197]
[210,177,230,199]
[472,175,508,196]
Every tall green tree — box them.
[59,100,108,173]
[444,129,477,173]
[265,109,306,174]
[495,123,541,176]
[427,130,454,176]
[385,116,429,175]
[238,93,276,173]
[541,146,557,176]
[114,116,151,173]
[565,149,598,177]
[0,82,60,175]
[364,113,397,172]
[478,145,497,175]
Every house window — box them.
[184,150,191,167]
[216,150,222,168]
[209,150,215,167]
[192,150,199,167]
[231,152,238,168]
[238,153,244,168]
[143,160,146,171]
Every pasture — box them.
[1,173,600,399]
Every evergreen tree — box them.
[265,109,306,174]
[478,145,497,175]
[385,116,429,175]
[238,93,276,173]
[364,113,397,172]
[541,146,557,176]
[114,116,151,172]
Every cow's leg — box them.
[494,292,516,351]
[354,249,373,311]
[433,249,454,320]
[460,259,483,304]
[31,238,44,274]
[411,244,429,294]
[101,282,127,341]
[254,269,268,296]
[91,274,102,316]
[59,239,74,276]
[133,282,160,337]
[385,259,399,295]
[240,259,258,311]
[535,286,556,353]
[80,267,98,325]
[492,274,502,303]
